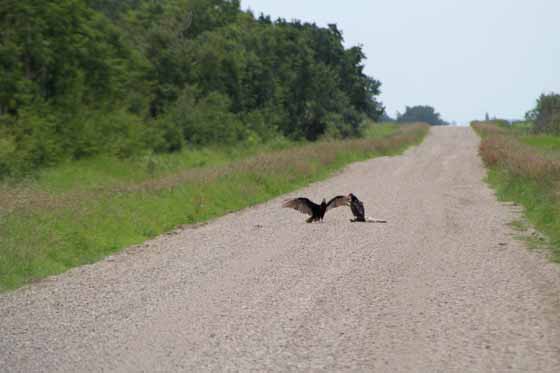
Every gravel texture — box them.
[1,127,560,372]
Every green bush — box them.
[0,107,153,179]
[241,108,282,144]
[0,132,19,178]
[162,90,246,146]
[8,108,65,170]
[61,109,150,159]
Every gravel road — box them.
[1,127,560,372]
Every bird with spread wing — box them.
[282,196,349,223]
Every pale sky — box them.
[241,0,560,124]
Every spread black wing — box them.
[282,198,318,216]
[325,195,350,212]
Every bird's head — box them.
[321,198,327,206]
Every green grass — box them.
[521,135,560,153]
[363,122,399,139]
[36,138,296,193]
[509,121,533,136]
[0,124,429,291]
[486,168,560,261]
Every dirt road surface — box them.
[1,127,560,372]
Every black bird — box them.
[347,193,387,223]
[348,193,366,222]
[283,196,349,223]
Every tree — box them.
[396,105,447,126]
[529,93,560,134]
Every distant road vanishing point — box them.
[1,127,560,372]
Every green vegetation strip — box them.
[521,135,560,153]
[473,122,560,261]
[0,124,427,291]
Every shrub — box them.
[0,132,19,178]
[65,109,151,159]
[162,89,246,146]
[7,108,65,170]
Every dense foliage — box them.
[526,93,560,135]
[396,105,447,126]
[0,0,383,178]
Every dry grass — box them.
[475,123,560,182]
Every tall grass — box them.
[0,124,429,291]
[521,135,560,153]
[363,122,399,138]
[473,122,560,260]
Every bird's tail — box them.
[366,217,387,223]
[351,217,387,223]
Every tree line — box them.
[0,0,384,178]
[382,105,448,126]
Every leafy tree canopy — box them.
[0,0,384,178]
[526,93,560,135]
[396,105,447,126]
